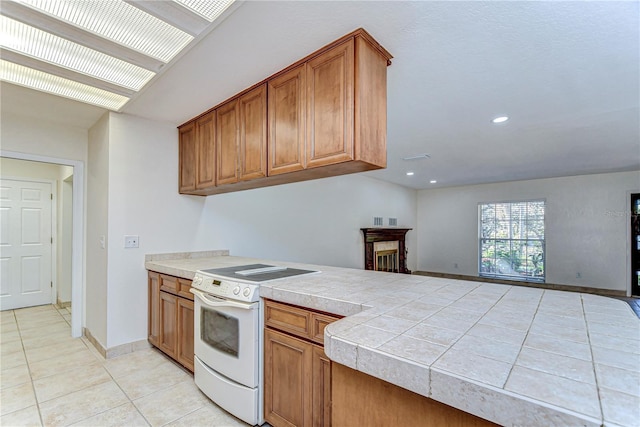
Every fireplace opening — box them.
[361,228,412,274]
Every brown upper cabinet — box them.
[196,111,215,189]
[178,28,392,196]
[178,121,196,193]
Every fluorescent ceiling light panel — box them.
[1,59,129,110]
[17,0,193,62]
[1,16,155,90]
[174,0,235,22]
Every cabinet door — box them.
[148,272,160,346]
[306,39,354,169]
[159,291,177,358]
[216,98,240,185]
[178,122,196,193]
[265,328,313,427]
[312,345,331,427]
[176,297,194,372]
[196,111,216,189]
[239,84,267,181]
[268,65,306,175]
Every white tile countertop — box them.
[145,252,640,427]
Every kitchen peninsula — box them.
[146,252,640,427]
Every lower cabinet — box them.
[264,299,339,427]
[148,271,195,372]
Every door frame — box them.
[629,191,640,297]
[1,176,57,307]
[1,150,84,338]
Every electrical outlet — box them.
[576,272,581,279]
[454,263,459,269]
[124,235,139,248]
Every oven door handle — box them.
[190,288,256,310]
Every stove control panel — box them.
[191,272,259,303]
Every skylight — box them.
[2,16,154,91]
[175,0,236,22]
[16,0,193,62]
[0,0,237,111]
[1,60,129,110]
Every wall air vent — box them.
[373,216,384,227]
[388,218,398,227]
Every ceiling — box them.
[2,1,639,190]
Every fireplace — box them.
[361,228,412,274]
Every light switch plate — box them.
[124,235,139,248]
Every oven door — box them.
[192,288,260,388]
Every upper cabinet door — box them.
[216,98,240,185]
[178,122,196,193]
[306,38,355,169]
[195,111,215,189]
[268,65,306,176]
[239,84,267,181]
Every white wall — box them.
[105,113,207,347]
[1,112,88,162]
[60,174,73,303]
[417,171,640,292]
[86,113,110,347]
[199,174,417,270]
[100,112,417,348]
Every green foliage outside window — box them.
[479,200,545,282]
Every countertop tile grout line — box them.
[581,294,605,426]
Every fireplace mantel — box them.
[361,228,412,274]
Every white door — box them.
[0,178,53,310]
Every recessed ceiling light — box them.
[430,180,437,184]
[492,116,509,124]
[406,172,415,176]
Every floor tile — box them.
[0,405,42,427]
[33,363,112,403]
[29,348,103,380]
[133,379,209,427]
[1,339,24,357]
[0,381,37,416]
[1,321,19,333]
[21,330,74,351]
[69,402,149,427]
[19,322,70,340]
[103,348,168,379]
[39,380,129,427]
[1,363,31,389]
[165,403,247,427]
[25,338,89,364]
[0,348,27,370]
[0,330,21,344]
[115,360,190,400]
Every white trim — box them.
[0,150,84,338]
[627,190,640,297]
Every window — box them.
[479,200,545,282]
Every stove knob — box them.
[233,286,241,295]
[243,288,251,298]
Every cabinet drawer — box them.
[310,312,339,345]
[265,299,341,344]
[265,299,311,339]
[160,274,178,293]
[177,278,194,300]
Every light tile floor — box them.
[0,305,249,427]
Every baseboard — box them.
[412,271,627,297]
[55,300,71,309]
[82,327,151,359]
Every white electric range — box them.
[190,264,319,426]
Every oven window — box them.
[201,307,239,358]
